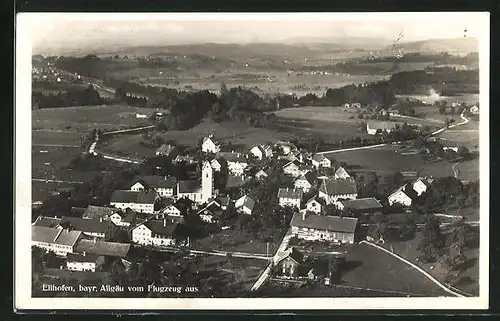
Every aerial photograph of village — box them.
[28,14,482,300]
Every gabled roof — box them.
[306,196,326,207]
[135,176,177,189]
[59,217,111,234]
[32,226,81,247]
[197,202,223,215]
[218,151,248,164]
[339,198,383,211]
[110,190,157,204]
[312,154,329,163]
[142,220,179,237]
[156,144,177,155]
[236,195,256,211]
[277,188,303,200]
[67,253,103,263]
[83,206,117,220]
[32,216,61,228]
[296,172,317,185]
[121,210,137,224]
[202,136,219,146]
[319,177,357,196]
[250,145,265,154]
[291,213,358,233]
[75,240,131,258]
[283,159,302,169]
[177,180,201,194]
[275,247,304,265]
[174,155,195,163]
[215,195,230,207]
[174,197,194,212]
[335,167,350,178]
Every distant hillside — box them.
[388,38,478,55]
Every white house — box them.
[311,154,331,169]
[277,142,297,155]
[277,188,304,209]
[470,105,479,115]
[201,135,220,153]
[318,178,358,206]
[283,160,305,178]
[263,144,274,158]
[294,172,316,193]
[366,121,397,135]
[218,152,248,176]
[412,178,431,196]
[388,185,413,207]
[130,176,177,198]
[235,195,256,215]
[249,145,265,160]
[32,226,82,257]
[131,219,179,247]
[110,190,157,214]
[290,212,358,244]
[58,217,111,239]
[161,203,182,217]
[211,159,222,172]
[255,169,269,180]
[66,253,105,272]
[305,197,325,214]
[334,167,351,179]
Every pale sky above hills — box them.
[19,12,488,55]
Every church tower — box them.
[201,160,214,204]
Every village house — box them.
[283,160,307,178]
[387,184,414,207]
[412,177,432,196]
[290,211,358,244]
[277,141,297,155]
[210,159,222,172]
[254,169,269,180]
[334,166,351,179]
[155,144,179,158]
[82,205,118,222]
[58,216,111,239]
[75,239,131,259]
[388,108,401,116]
[366,121,397,135]
[337,197,383,215]
[66,253,105,272]
[130,176,177,198]
[173,155,196,165]
[112,210,137,227]
[32,225,82,257]
[294,172,317,193]
[273,247,305,278]
[305,197,326,214]
[131,219,179,247]
[110,190,157,214]
[197,200,223,223]
[235,195,256,215]
[160,199,183,217]
[470,105,479,115]
[249,145,266,160]
[32,216,62,228]
[277,188,304,209]
[318,177,358,206]
[311,154,332,169]
[201,135,221,154]
[217,152,249,176]
[262,144,274,158]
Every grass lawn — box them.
[32,105,155,132]
[32,131,87,146]
[341,242,452,297]
[454,158,480,182]
[383,228,480,296]
[193,228,284,256]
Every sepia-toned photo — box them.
[15,12,489,310]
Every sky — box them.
[19,12,488,54]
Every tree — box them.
[417,214,443,262]
[449,224,468,257]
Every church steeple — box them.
[201,160,213,203]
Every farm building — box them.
[366,121,397,135]
[235,195,256,215]
[318,177,358,206]
[337,198,383,215]
[82,206,118,221]
[294,172,317,193]
[197,201,223,223]
[155,144,178,158]
[387,184,415,207]
[290,211,358,244]
[32,216,62,228]
[305,196,326,214]
[66,253,105,272]
[311,154,332,169]
[75,239,131,259]
[32,225,82,257]
[110,190,157,214]
[58,216,111,239]
[277,188,304,209]
[201,135,221,153]
[334,166,351,179]
[130,176,177,198]
[131,219,179,247]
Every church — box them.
[177,160,214,204]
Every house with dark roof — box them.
[66,253,105,272]
[177,180,203,203]
[366,121,398,135]
[110,190,157,214]
[82,205,118,221]
[215,195,230,210]
[305,197,326,214]
[130,176,177,198]
[217,152,248,176]
[387,184,415,207]
[290,212,358,244]
[274,247,305,278]
[32,226,82,257]
[235,195,256,215]
[337,198,383,215]
[32,216,61,228]
[156,144,178,158]
[59,217,112,239]
[283,159,307,178]
[75,239,131,258]
[131,219,179,247]
[294,172,317,193]
[277,188,304,209]
[318,177,358,205]
[197,201,223,223]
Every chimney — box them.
[163,219,167,227]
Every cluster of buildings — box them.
[32,65,81,84]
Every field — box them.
[454,159,480,182]
[324,145,455,178]
[396,93,480,105]
[341,243,452,296]
[384,227,480,296]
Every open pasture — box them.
[396,93,479,105]
[32,105,155,132]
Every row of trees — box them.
[32,85,107,109]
